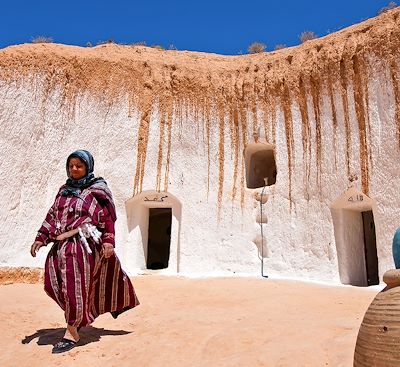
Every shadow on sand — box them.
[21,326,131,347]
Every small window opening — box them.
[245,144,277,188]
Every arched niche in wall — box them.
[330,187,379,286]
[244,141,277,188]
[125,191,182,273]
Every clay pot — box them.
[354,269,400,366]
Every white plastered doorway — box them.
[125,190,182,274]
[330,186,379,286]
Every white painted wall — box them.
[0,62,399,284]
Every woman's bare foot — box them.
[64,324,80,342]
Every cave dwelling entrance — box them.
[330,187,379,286]
[125,190,182,273]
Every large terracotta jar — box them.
[354,269,400,366]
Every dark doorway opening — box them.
[362,210,379,286]
[147,208,172,270]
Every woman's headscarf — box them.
[60,150,117,221]
[62,150,97,196]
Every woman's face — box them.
[68,157,87,180]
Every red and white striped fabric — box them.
[35,181,139,327]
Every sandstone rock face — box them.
[0,9,399,282]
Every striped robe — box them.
[35,181,139,327]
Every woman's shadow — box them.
[21,326,131,347]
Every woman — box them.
[30,150,139,354]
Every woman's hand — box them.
[30,241,45,257]
[102,243,114,258]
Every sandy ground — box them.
[0,276,379,367]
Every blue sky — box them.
[0,0,396,55]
